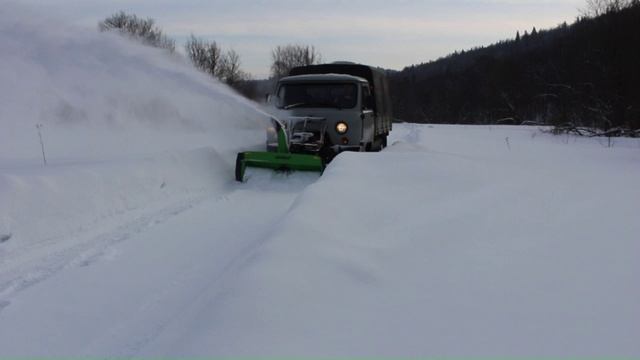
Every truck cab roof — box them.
[278,73,368,84]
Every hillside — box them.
[389,2,640,131]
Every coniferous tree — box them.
[387,2,640,134]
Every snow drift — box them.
[142,125,640,357]
[0,4,267,251]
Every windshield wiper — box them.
[313,102,342,110]
[284,102,344,110]
[283,102,308,110]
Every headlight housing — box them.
[335,122,348,134]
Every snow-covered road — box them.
[0,176,316,356]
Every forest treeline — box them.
[388,1,640,133]
[100,3,640,134]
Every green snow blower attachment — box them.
[235,122,324,182]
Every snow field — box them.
[139,125,640,357]
[0,149,229,253]
[0,186,305,357]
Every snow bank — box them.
[0,4,267,250]
[157,125,640,357]
[0,122,638,357]
[0,149,231,253]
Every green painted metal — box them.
[235,125,324,182]
[277,124,288,153]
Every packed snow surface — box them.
[2,4,640,358]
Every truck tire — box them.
[372,134,387,151]
[319,134,336,163]
[235,153,245,182]
[365,142,372,152]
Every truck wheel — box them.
[235,153,246,182]
[319,135,336,163]
[372,135,386,151]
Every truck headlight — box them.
[336,122,348,134]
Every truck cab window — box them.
[278,83,357,109]
[362,84,373,110]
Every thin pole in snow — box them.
[36,123,47,166]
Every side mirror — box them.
[268,94,282,108]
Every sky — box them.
[16,0,585,78]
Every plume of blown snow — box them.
[0,3,269,162]
[0,3,274,250]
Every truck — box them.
[235,62,392,182]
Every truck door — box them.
[361,84,375,148]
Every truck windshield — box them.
[278,83,357,109]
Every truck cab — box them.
[269,63,392,161]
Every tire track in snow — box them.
[0,173,316,357]
[109,222,280,357]
[0,195,212,312]
[76,185,309,357]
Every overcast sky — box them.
[18,0,585,78]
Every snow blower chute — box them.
[235,119,324,182]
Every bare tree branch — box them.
[270,44,322,79]
[581,0,637,17]
[99,11,175,52]
[185,35,221,77]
